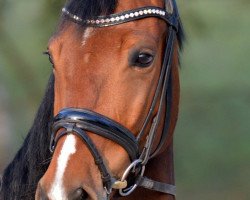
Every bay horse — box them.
[0,0,184,199]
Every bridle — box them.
[50,0,180,198]
[50,0,179,197]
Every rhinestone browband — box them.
[62,6,177,28]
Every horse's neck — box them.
[146,141,175,200]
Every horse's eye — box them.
[135,53,154,68]
[43,51,54,66]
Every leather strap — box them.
[139,26,175,164]
[150,73,173,158]
[52,124,113,193]
[149,0,179,158]
[51,109,139,161]
[138,176,176,196]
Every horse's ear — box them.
[165,0,174,14]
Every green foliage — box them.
[0,0,249,199]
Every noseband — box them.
[50,0,179,197]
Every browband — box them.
[62,6,178,30]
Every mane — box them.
[177,21,185,51]
[0,75,54,199]
[61,0,118,24]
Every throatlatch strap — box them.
[138,176,176,196]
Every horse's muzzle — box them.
[35,182,107,200]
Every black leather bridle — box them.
[50,0,180,198]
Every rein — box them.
[50,0,179,198]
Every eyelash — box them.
[43,50,54,66]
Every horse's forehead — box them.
[48,0,167,70]
[82,22,162,47]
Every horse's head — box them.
[36,0,183,199]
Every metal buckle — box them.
[104,186,112,195]
[112,180,128,189]
[119,159,145,196]
[165,0,174,14]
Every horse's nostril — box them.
[70,188,89,200]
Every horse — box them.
[0,0,184,199]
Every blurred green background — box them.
[0,0,249,199]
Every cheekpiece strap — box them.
[62,6,178,30]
